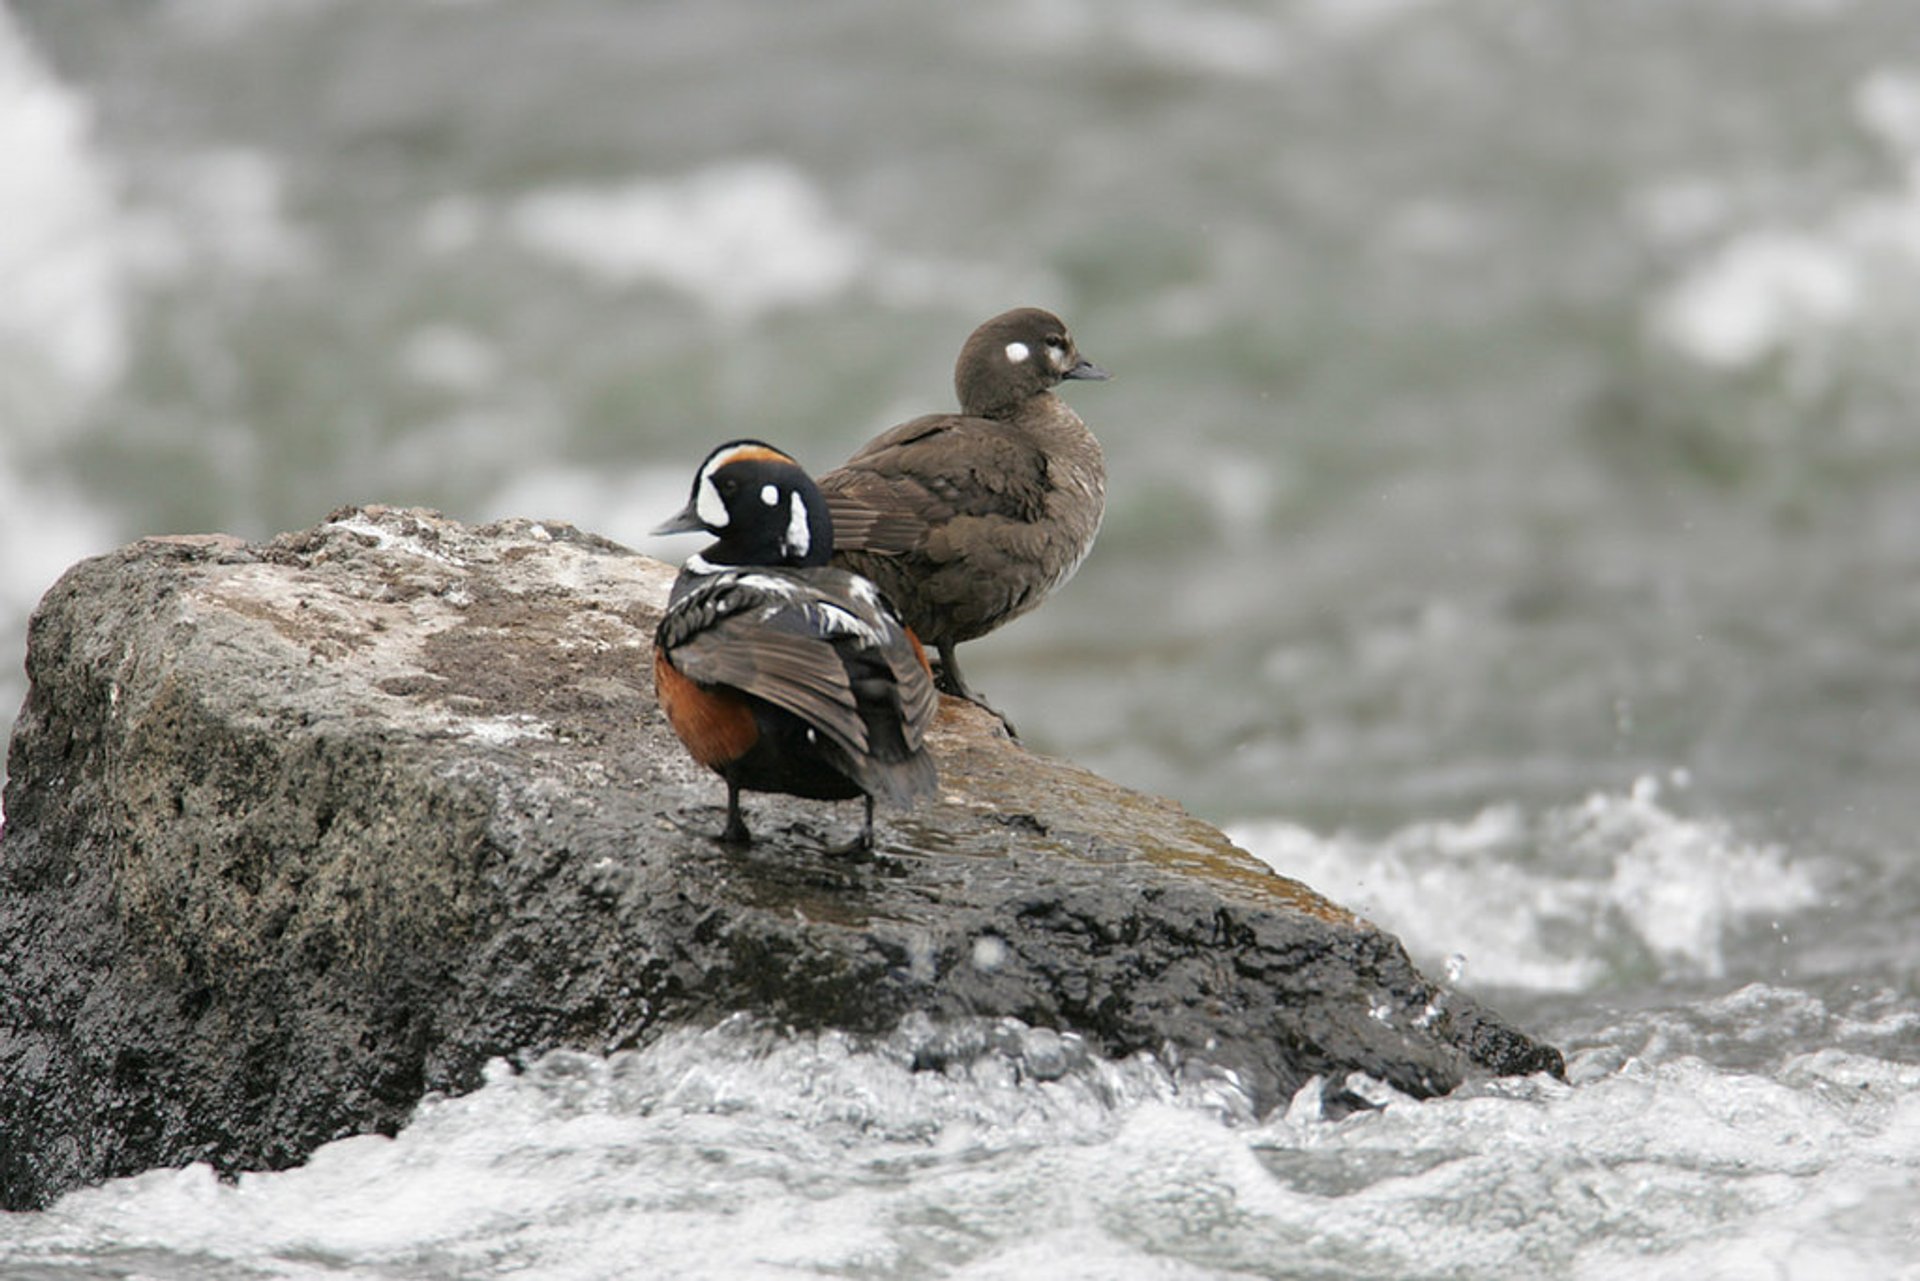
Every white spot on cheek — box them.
[1005,341,1030,364]
[784,490,810,558]
[760,483,780,506]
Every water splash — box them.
[1230,776,1822,992]
[1648,67,1920,374]
[3,1006,1914,1279]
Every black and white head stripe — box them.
[692,441,802,531]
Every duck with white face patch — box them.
[651,439,938,850]
[817,307,1108,735]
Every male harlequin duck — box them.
[818,307,1108,723]
[651,439,939,850]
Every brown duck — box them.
[819,307,1108,722]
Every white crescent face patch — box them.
[695,468,729,528]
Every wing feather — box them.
[819,417,1049,557]
[658,568,937,762]
[667,622,868,755]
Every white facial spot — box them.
[1047,341,1070,371]
[695,470,729,528]
[760,483,780,506]
[783,491,811,558]
[1004,340,1030,364]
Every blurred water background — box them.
[3,1,1919,1276]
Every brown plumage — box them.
[819,307,1108,717]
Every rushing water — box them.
[4,0,1920,1275]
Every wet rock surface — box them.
[0,507,1561,1210]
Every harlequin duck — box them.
[818,307,1108,721]
[651,439,939,850]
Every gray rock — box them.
[0,506,1560,1210]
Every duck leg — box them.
[936,640,1018,739]
[719,779,752,845]
[823,794,878,859]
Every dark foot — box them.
[826,795,877,859]
[934,643,1018,738]
[947,687,1017,739]
[933,642,976,701]
[974,695,1018,739]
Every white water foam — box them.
[0,8,127,427]
[2,1011,1914,1279]
[1648,67,1920,371]
[509,161,866,321]
[0,10,128,782]
[119,146,316,286]
[1231,776,1822,992]
[503,159,1061,322]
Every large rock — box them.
[0,507,1560,1210]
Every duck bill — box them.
[650,503,707,536]
[1063,358,1110,381]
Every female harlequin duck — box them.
[651,440,938,850]
[817,307,1108,725]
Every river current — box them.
[3,1,1918,1275]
